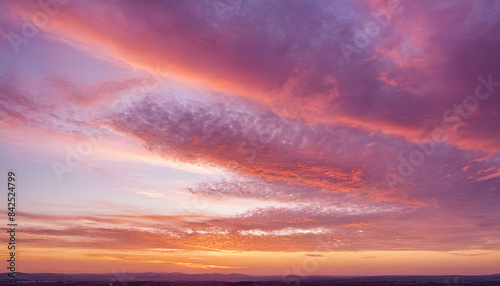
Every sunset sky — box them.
[1,0,500,276]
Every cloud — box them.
[449,252,490,257]
[5,0,500,154]
[360,256,377,259]
[17,194,500,252]
[305,254,324,257]
[107,95,371,192]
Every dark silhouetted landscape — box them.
[1,273,500,285]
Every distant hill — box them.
[0,272,279,282]
[1,272,500,284]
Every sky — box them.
[1,0,500,277]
